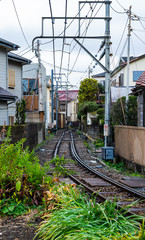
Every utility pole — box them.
[37,40,44,122]
[56,80,58,130]
[65,43,71,127]
[104,0,111,147]
[126,6,132,102]
[51,69,54,124]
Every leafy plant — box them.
[111,95,137,126]
[104,160,126,172]
[78,101,99,120]
[49,155,75,177]
[0,127,52,215]
[96,107,105,125]
[15,98,26,125]
[94,138,104,149]
[35,185,144,240]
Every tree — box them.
[78,78,99,103]
[15,99,26,125]
[111,95,137,126]
[78,101,98,120]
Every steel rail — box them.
[70,131,145,199]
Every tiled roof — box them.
[0,87,17,101]
[136,71,145,87]
[58,90,78,101]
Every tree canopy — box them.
[78,78,99,103]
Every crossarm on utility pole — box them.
[73,38,110,73]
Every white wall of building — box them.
[111,58,145,87]
[0,48,7,89]
[0,102,8,125]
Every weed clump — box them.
[0,127,51,216]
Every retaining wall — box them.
[0,123,45,150]
[115,125,145,172]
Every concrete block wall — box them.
[0,123,45,150]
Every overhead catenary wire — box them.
[41,1,87,46]
[110,5,127,14]
[69,2,103,75]
[111,17,128,68]
[41,59,86,73]
[132,31,145,45]
[11,0,30,47]
[48,0,56,76]
[58,0,68,79]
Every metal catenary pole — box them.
[51,69,54,124]
[104,0,111,147]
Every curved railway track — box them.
[37,129,145,216]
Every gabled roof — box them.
[58,90,78,102]
[136,71,145,87]
[8,52,31,65]
[92,72,105,78]
[0,38,19,51]
[0,87,17,101]
[111,54,145,77]
[119,56,135,65]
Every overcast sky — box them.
[0,0,145,88]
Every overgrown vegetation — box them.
[111,95,137,126]
[35,184,145,240]
[15,98,26,125]
[0,128,73,217]
[78,101,98,120]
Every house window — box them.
[133,71,144,82]
[119,74,124,86]
[112,79,116,87]
[23,78,38,95]
[9,116,15,125]
[60,103,66,111]
[8,69,15,88]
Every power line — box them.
[111,6,127,14]
[41,1,87,46]
[69,2,103,75]
[115,0,127,11]
[59,0,68,78]
[12,0,30,47]
[111,17,128,67]
[48,0,56,76]
[41,59,86,73]
[132,31,145,45]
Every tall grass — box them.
[34,185,145,240]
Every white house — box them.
[0,38,30,125]
[111,55,145,87]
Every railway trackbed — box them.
[36,129,145,216]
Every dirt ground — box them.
[0,210,41,240]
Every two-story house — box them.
[58,90,78,124]
[111,55,145,102]
[0,38,30,126]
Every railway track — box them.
[37,129,145,216]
